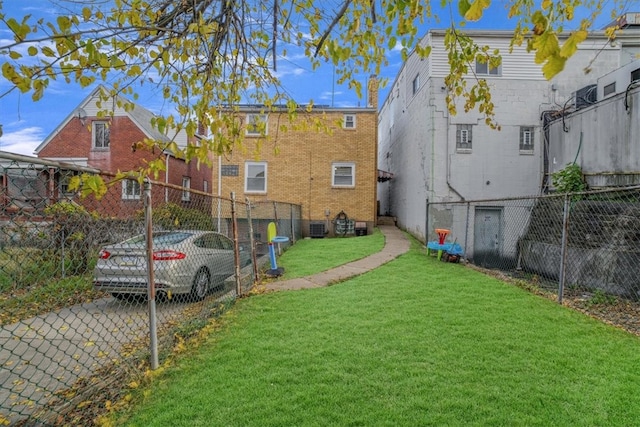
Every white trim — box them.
[121,179,141,200]
[244,161,267,193]
[343,114,356,129]
[182,176,191,201]
[92,121,110,149]
[42,157,89,167]
[246,114,268,136]
[332,162,355,187]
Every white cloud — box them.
[319,90,343,101]
[0,126,44,157]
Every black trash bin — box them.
[354,221,367,236]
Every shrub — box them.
[146,203,216,230]
[551,163,586,194]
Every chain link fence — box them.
[0,153,300,425]
[427,186,640,335]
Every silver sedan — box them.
[93,230,250,300]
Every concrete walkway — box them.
[264,225,411,291]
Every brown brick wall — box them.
[212,109,378,236]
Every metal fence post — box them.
[246,198,259,282]
[290,203,296,244]
[231,192,242,296]
[61,228,66,278]
[558,194,571,304]
[144,178,159,370]
[425,198,429,244]
[464,202,470,261]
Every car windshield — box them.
[121,231,193,247]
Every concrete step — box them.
[377,216,396,226]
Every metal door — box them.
[473,207,503,268]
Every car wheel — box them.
[191,268,210,301]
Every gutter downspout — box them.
[164,152,170,203]
[441,86,464,201]
[217,155,222,231]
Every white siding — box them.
[378,29,636,242]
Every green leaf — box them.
[465,0,491,21]
[560,30,588,58]
[57,16,71,33]
[458,0,471,17]
[9,51,22,59]
[532,31,559,64]
[41,46,56,57]
[27,46,38,56]
[82,7,92,21]
[542,54,567,79]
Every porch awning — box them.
[377,169,394,182]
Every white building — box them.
[378,25,640,250]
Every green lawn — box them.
[112,236,640,426]
[276,228,385,279]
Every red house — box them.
[34,85,212,217]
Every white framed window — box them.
[182,177,191,201]
[122,179,141,200]
[92,121,110,149]
[245,161,267,193]
[520,126,534,152]
[456,125,473,151]
[412,74,420,95]
[343,114,356,129]
[475,58,501,76]
[332,162,355,187]
[246,114,268,136]
[203,180,208,193]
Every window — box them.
[221,165,239,176]
[343,114,356,129]
[182,177,191,201]
[59,171,79,196]
[603,82,616,97]
[520,127,534,152]
[203,180,208,193]
[194,233,233,250]
[412,74,420,95]
[332,162,355,187]
[456,125,473,151]
[632,67,640,82]
[475,58,501,76]
[92,121,110,149]
[122,179,141,200]
[246,114,267,136]
[245,162,267,193]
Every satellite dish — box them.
[76,108,87,125]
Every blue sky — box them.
[0,1,624,156]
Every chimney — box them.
[367,74,379,109]
[197,120,208,136]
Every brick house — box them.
[213,76,379,237]
[33,85,212,217]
